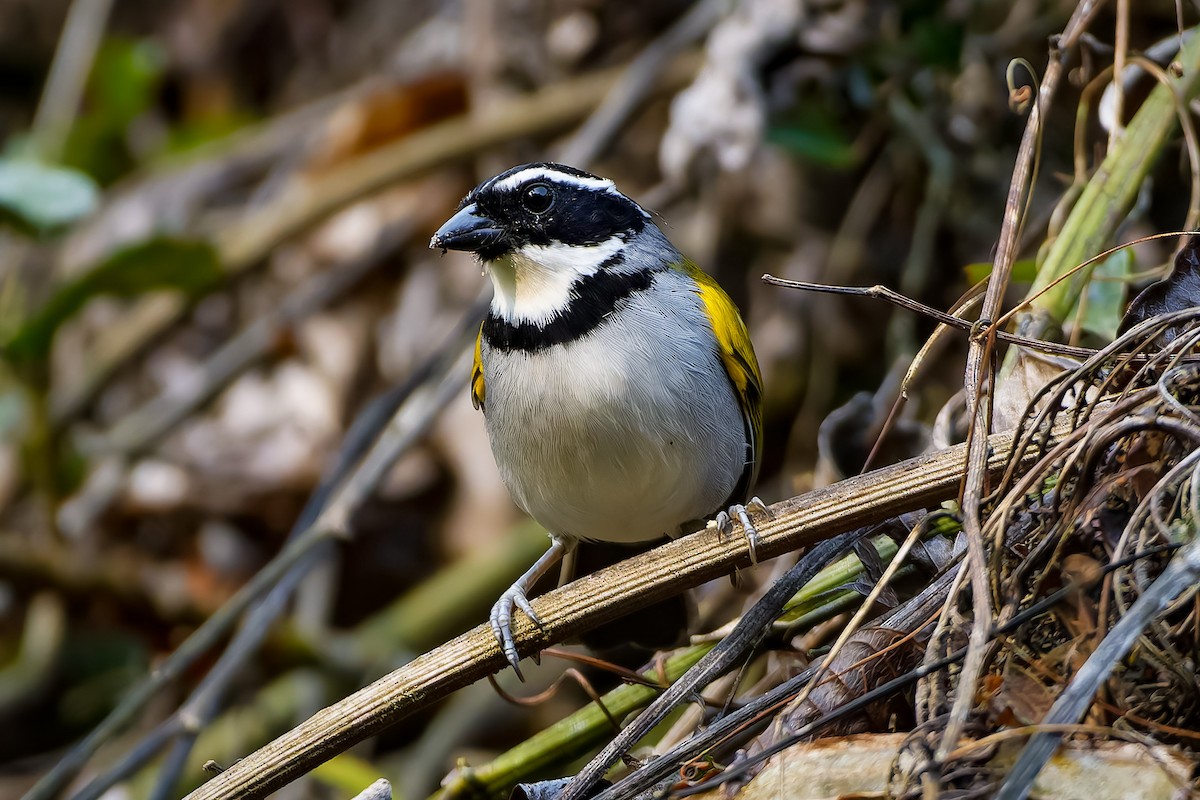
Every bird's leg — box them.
[557,545,579,588]
[491,536,568,679]
[713,497,773,564]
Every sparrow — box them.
[431,162,764,675]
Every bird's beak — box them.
[429,203,504,253]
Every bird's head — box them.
[430,163,658,324]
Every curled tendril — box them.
[1006,58,1040,115]
[677,754,724,786]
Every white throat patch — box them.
[487,236,626,325]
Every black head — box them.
[429,162,649,261]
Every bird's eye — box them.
[522,183,555,214]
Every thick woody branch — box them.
[185,425,1055,800]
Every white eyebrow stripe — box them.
[490,167,618,194]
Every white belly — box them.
[480,295,746,543]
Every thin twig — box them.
[556,0,723,167]
[181,423,1065,800]
[597,565,964,800]
[555,530,870,800]
[996,480,1200,800]
[777,519,926,722]
[675,542,1178,797]
[61,310,482,800]
[761,275,1094,359]
[939,1,1102,765]
[49,53,700,428]
[29,0,114,162]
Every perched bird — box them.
[430,163,764,675]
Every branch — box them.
[29,0,114,161]
[940,0,1104,761]
[50,52,699,425]
[27,322,477,800]
[760,275,1095,359]
[555,529,870,800]
[47,38,706,800]
[57,222,417,541]
[184,424,1063,800]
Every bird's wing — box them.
[471,322,487,411]
[677,259,763,499]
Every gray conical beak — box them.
[429,203,503,253]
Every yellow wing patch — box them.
[471,323,486,411]
[676,259,764,496]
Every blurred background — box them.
[0,0,1190,797]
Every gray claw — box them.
[749,496,773,518]
[491,585,540,680]
[714,510,734,540]
[514,590,540,626]
[735,505,761,564]
[720,499,769,564]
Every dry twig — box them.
[183,424,1062,800]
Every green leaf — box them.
[904,16,965,69]
[312,757,387,795]
[1024,31,1200,326]
[62,38,166,184]
[768,105,857,169]
[0,159,99,234]
[163,112,257,157]
[1079,246,1133,341]
[3,238,222,367]
[769,126,857,168]
[772,127,859,167]
[89,38,165,123]
[964,259,1038,284]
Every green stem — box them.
[1024,33,1200,330]
[432,530,939,799]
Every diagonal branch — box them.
[32,32,706,800]
[26,321,477,800]
[184,424,1064,800]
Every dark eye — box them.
[522,183,555,214]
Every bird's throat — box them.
[486,237,625,326]
[481,258,654,352]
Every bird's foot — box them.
[490,582,542,680]
[712,496,773,564]
[488,537,567,680]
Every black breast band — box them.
[482,254,657,352]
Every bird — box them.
[430,162,765,676]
